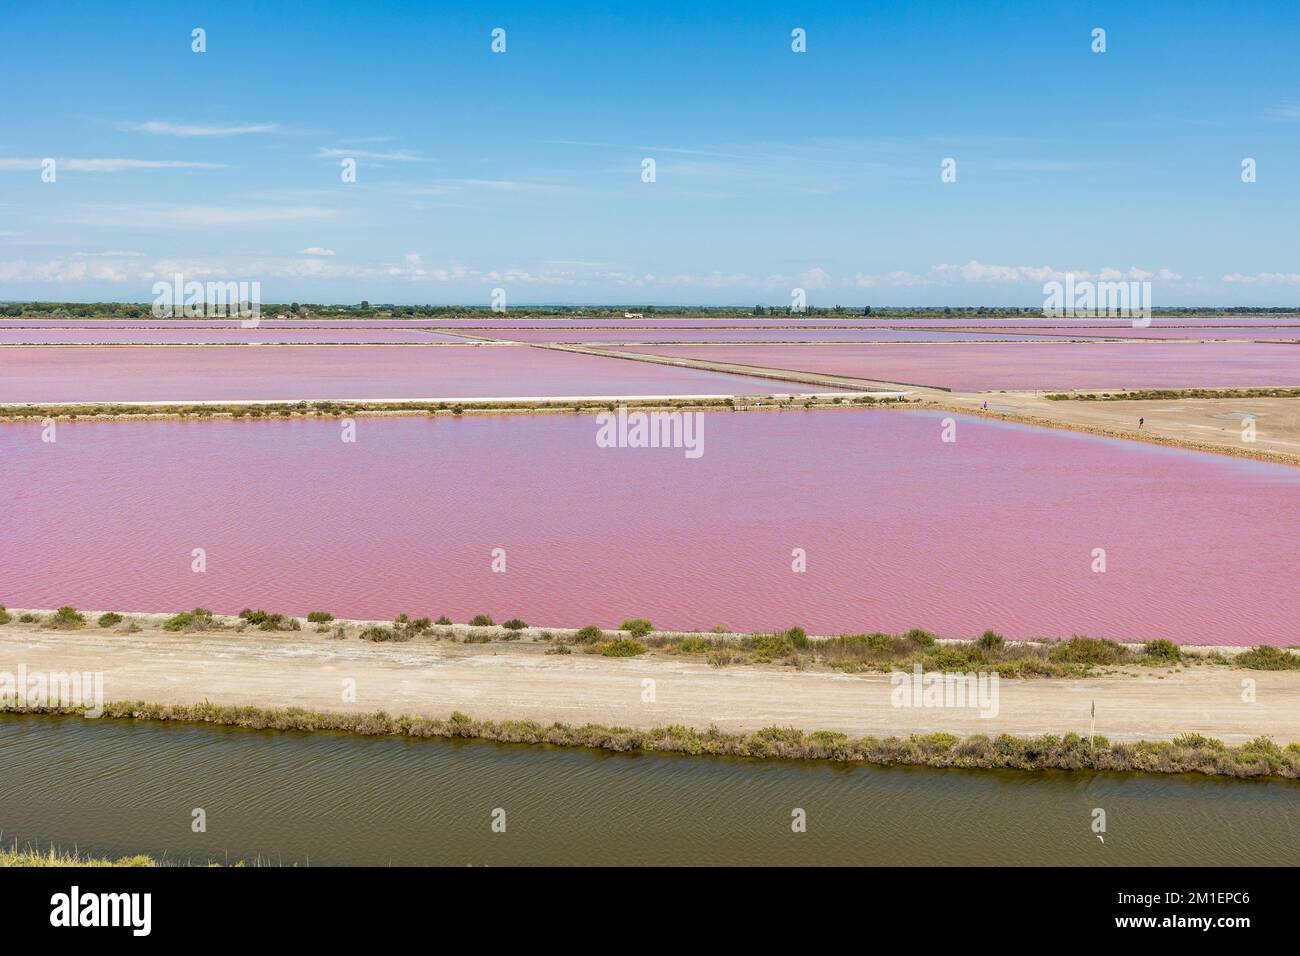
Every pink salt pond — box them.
[1,410,1294,645]
[621,342,1300,391]
[0,345,805,403]
[0,328,474,345]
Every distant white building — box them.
[623,311,644,318]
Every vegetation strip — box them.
[7,606,1297,675]
[1045,387,1300,401]
[0,394,898,422]
[0,846,155,868]
[2,700,1297,779]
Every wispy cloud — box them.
[1222,271,1300,285]
[1263,100,1300,122]
[0,157,225,172]
[317,147,426,162]
[853,262,1183,288]
[70,204,336,228]
[299,247,336,256]
[117,120,280,137]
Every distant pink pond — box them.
[623,343,1300,391]
[1,411,1295,645]
[1031,327,1300,341]
[470,328,1078,344]
[0,329,472,344]
[0,345,796,403]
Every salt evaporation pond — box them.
[0,345,798,403]
[469,328,1085,344]
[0,328,474,345]
[2,409,1295,644]
[622,342,1300,391]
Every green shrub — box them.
[18,613,37,623]
[976,630,1005,651]
[359,626,397,642]
[97,612,123,628]
[747,633,794,663]
[0,606,10,625]
[679,637,711,653]
[393,614,432,637]
[1049,636,1125,665]
[502,619,527,631]
[1236,646,1300,670]
[47,606,86,629]
[306,611,333,623]
[784,626,809,649]
[925,647,986,671]
[906,628,937,647]
[545,643,571,655]
[238,609,300,632]
[162,608,217,632]
[436,616,453,625]
[469,614,494,627]
[620,619,654,638]
[601,639,647,657]
[1143,639,1181,662]
[574,625,603,644]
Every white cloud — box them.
[72,204,337,228]
[0,259,130,282]
[118,120,280,137]
[1222,271,1300,285]
[930,260,1181,284]
[299,247,336,256]
[0,158,225,172]
[854,270,931,288]
[317,147,425,162]
[799,266,830,289]
[1264,101,1300,122]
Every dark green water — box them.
[1,715,1295,866]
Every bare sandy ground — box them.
[2,621,1294,745]
[562,345,1300,465]
[939,392,1300,464]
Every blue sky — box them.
[2,0,1298,305]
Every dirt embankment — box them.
[1,615,1295,745]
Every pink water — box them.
[0,329,473,344]
[0,346,798,403]
[624,343,1300,391]
[469,328,1080,344]
[1,411,1295,644]
[1030,327,1300,341]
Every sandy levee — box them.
[1,612,1296,745]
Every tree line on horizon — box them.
[2,302,1296,320]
